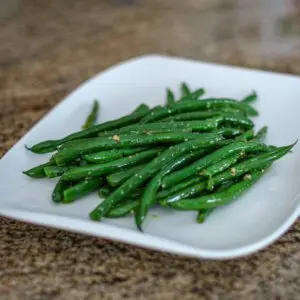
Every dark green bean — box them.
[166,88,175,106]
[89,133,225,221]
[106,163,146,187]
[97,122,193,137]
[162,141,270,190]
[135,148,211,230]
[161,143,295,205]
[44,165,74,178]
[241,91,257,104]
[166,168,266,210]
[61,148,163,181]
[27,108,149,154]
[52,179,70,203]
[63,177,103,203]
[235,129,255,142]
[23,161,54,178]
[54,132,202,165]
[107,199,139,218]
[98,186,113,199]
[140,98,258,123]
[83,148,146,164]
[196,180,236,222]
[82,100,99,129]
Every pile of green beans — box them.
[23,83,295,231]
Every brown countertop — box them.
[0,1,300,299]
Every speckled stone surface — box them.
[0,1,300,299]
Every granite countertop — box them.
[1,1,300,299]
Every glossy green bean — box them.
[235,129,255,142]
[44,165,74,178]
[54,132,202,165]
[106,163,146,187]
[167,168,266,210]
[23,161,54,178]
[241,91,257,104]
[63,178,103,203]
[97,122,193,137]
[61,148,163,181]
[161,143,294,204]
[162,141,269,190]
[196,180,236,222]
[98,186,113,199]
[107,199,139,218]
[27,109,149,154]
[166,88,175,106]
[83,148,146,163]
[135,148,211,230]
[203,153,242,191]
[52,179,70,203]
[140,98,258,123]
[89,133,225,221]
[82,100,99,129]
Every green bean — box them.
[63,178,103,203]
[162,141,270,190]
[241,91,257,104]
[253,126,268,142]
[235,129,255,142]
[82,100,99,129]
[98,186,113,199]
[196,209,214,223]
[161,143,294,205]
[181,82,191,97]
[196,180,236,222]
[52,179,70,203]
[54,132,202,165]
[157,177,201,199]
[106,163,146,187]
[62,148,163,181]
[192,88,205,99]
[107,199,139,218]
[135,148,211,230]
[140,98,258,123]
[23,161,54,178]
[44,165,74,178]
[131,103,149,114]
[27,109,150,154]
[202,152,242,190]
[97,122,193,137]
[99,187,142,199]
[166,88,175,106]
[83,148,146,164]
[166,168,266,210]
[160,111,229,122]
[89,133,225,221]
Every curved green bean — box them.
[89,133,225,221]
[166,168,266,210]
[27,108,149,154]
[23,161,54,178]
[54,132,202,165]
[107,199,139,218]
[241,91,257,104]
[162,141,269,190]
[141,98,258,123]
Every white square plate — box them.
[1,55,300,259]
